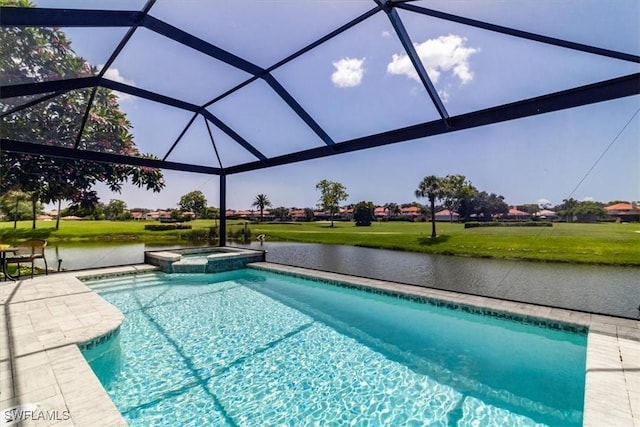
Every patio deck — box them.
[0,263,638,426]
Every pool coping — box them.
[0,263,637,426]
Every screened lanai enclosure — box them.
[1,0,638,244]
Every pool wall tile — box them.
[247,262,588,334]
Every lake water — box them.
[44,241,639,319]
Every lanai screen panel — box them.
[0,0,638,175]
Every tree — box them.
[439,174,476,222]
[315,180,348,227]
[556,198,579,222]
[252,194,272,222]
[384,202,401,216]
[353,201,375,226]
[104,199,129,221]
[62,196,104,219]
[270,206,290,221]
[304,207,315,221]
[459,191,509,220]
[0,190,38,226]
[518,204,541,215]
[0,0,164,228]
[573,201,606,222]
[178,191,207,218]
[202,206,220,220]
[415,175,442,238]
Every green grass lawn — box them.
[250,221,640,266]
[0,219,223,241]
[1,219,639,266]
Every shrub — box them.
[228,226,251,243]
[180,229,208,240]
[144,223,192,231]
[353,201,374,226]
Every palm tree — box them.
[415,175,441,238]
[384,202,401,216]
[252,194,272,222]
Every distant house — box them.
[144,210,172,221]
[144,211,160,220]
[434,209,459,221]
[338,207,353,220]
[373,206,388,218]
[37,214,53,221]
[534,209,558,220]
[289,209,307,220]
[605,202,640,222]
[236,210,253,219]
[400,206,421,217]
[129,209,148,220]
[314,210,330,220]
[251,210,274,221]
[504,208,531,220]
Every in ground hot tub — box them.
[144,247,265,273]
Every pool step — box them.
[86,273,164,291]
[171,260,207,274]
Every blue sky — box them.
[37,0,639,210]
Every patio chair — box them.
[5,239,48,278]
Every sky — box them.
[32,0,640,211]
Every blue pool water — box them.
[82,270,586,426]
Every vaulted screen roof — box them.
[1,0,639,177]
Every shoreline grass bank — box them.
[1,220,638,267]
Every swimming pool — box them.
[82,269,586,426]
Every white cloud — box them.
[382,30,391,38]
[582,196,595,202]
[387,34,478,85]
[101,67,135,86]
[331,57,365,88]
[438,88,450,103]
[99,66,136,102]
[537,198,552,208]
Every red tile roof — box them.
[508,208,529,216]
[401,206,421,214]
[605,203,633,211]
[435,209,459,217]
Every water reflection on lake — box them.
[45,241,639,319]
[45,242,204,271]
[238,242,640,319]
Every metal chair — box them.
[5,239,48,278]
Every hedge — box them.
[144,223,192,231]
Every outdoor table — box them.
[0,245,18,281]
